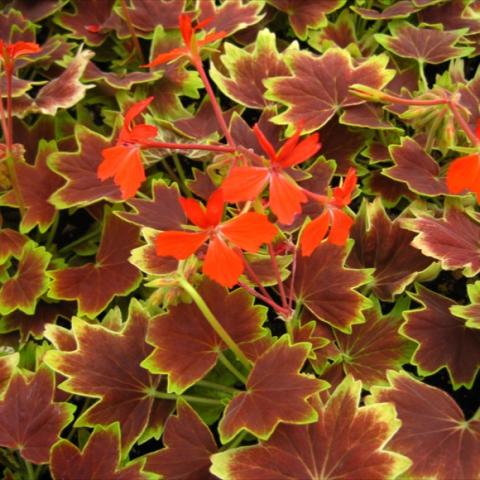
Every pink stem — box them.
[267,243,288,309]
[142,141,235,153]
[237,281,290,316]
[241,254,275,303]
[448,100,480,147]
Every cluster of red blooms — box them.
[95,13,359,287]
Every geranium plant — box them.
[0,1,479,479]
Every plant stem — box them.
[172,153,191,196]
[150,390,224,405]
[196,379,240,394]
[418,61,428,91]
[0,75,10,148]
[178,276,251,369]
[193,58,236,147]
[217,351,248,384]
[237,280,290,316]
[23,457,36,480]
[242,255,276,303]
[119,0,145,64]
[58,227,100,254]
[143,141,235,153]
[267,243,288,310]
[449,100,480,146]
[45,214,60,250]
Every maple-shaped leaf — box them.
[218,335,327,442]
[265,48,394,133]
[210,28,290,109]
[48,211,141,318]
[375,22,474,64]
[403,206,480,276]
[401,285,480,389]
[0,242,51,315]
[122,0,186,33]
[266,0,346,39]
[451,280,480,329]
[0,140,63,233]
[212,375,411,479]
[0,301,74,344]
[364,170,414,208]
[348,200,432,301]
[144,399,217,478]
[7,0,62,21]
[0,366,75,464]
[48,125,122,208]
[197,0,266,37]
[21,50,94,116]
[352,1,419,19]
[0,228,27,263]
[0,352,18,397]
[383,137,448,196]
[50,423,149,480]
[332,299,413,388]
[118,180,186,230]
[368,370,480,480]
[294,242,370,332]
[143,280,267,393]
[45,300,173,451]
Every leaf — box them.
[218,335,327,442]
[197,0,266,37]
[8,0,63,21]
[0,140,64,233]
[419,0,480,34]
[144,400,217,478]
[265,48,394,133]
[375,22,474,64]
[118,180,186,230]
[0,242,51,315]
[384,137,448,196]
[364,170,414,208]
[44,300,173,451]
[266,0,347,39]
[48,125,122,208]
[123,0,187,33]
[48,211,142,318]
[294,242,370,332]
[0,228,27,263]
[402,285,480,389]
[450,280,480,329]
[211,376,411,479]
[0,366,75,464]
[143,280,267,393]
[403,206,480,276]
[210,29,290,109]
[50,424,149,480]
[348,200,432,301]
[333,299,413,388]
[352,1,419,20]
[0,352,19,397]
[368,371,480,480]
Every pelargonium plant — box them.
[0,1,479,479]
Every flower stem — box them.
[237,280,290,316]
[172,153,191,196]
[267,243,288,310]
[449,100,480,147]
[143,141,235,153]
[193,58,235,148]
[150,390,224,405]
[178,276,251,369]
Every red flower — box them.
[446,121,480,202]
[221,125,321,225]
[97,97,157,199]
[155,189,278,287]
[300,168,357,256]
[144,13,226,68]
[0,40,41,71]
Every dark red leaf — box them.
[48,211,141,318]
[352,1,419,19]
[45,300,173,451]
[0,352,18,396]
[212,376,411,479]
[0,228,27,263]
[450,280,480,329]
[364,170,414,208]
[145,400,218,478]
[307,9,356,52]
[402,285,480,388]
[7,0,62,21]
[294,243,370,332]
[218,335,327,442]
[122,0,186,33]
[0,366,75,464]
[369,371,480,480]
[50,424,149,480]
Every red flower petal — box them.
[328,209,354,246]
[198,31,227,47]
[143,47,189,68]
[252,124,277,162]
[275,128,301,165]
[446,154,480,202]
[269,172,307,225]
[300,210,330,256]
[205,189,225,226]
[7,41,41,59]
[156,231,208,259]
[221,212,277,252]
[203,237,244,287]
[278,133,321,168]
[97,145,145,199]
[179,197,208,229]
[179,13,194,45]
[123,97,154,129]
[332,167,357,207]
[126,124,157,144]
[221,166,270,202]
